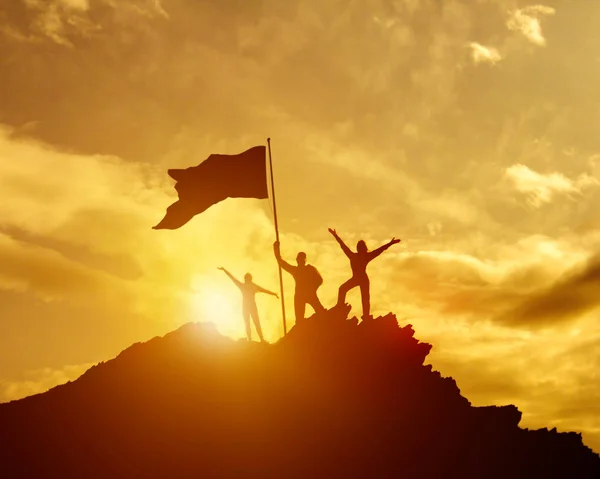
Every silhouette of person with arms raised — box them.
[329,228,401,320]
[218,267,278,342]
[273,241,325,323]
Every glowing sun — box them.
[191,287,243,338]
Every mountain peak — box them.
[1,306,598,478]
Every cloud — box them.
[468,42,502,65]
[0,231,134,303]
[427,222,442,236]
[505,164,599,207]
[507,5,555,46]
[1,0,167,45]
[0,125,168,249]
[0,363,93,403]
[385,234,594,324]
[59,0,90,10]
[16,0,97,46]
[0,124,170,308]
[499,254,600,327]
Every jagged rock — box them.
[0,307,598,478]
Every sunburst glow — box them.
[191,286,243,339]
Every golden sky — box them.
[1,0,600,453]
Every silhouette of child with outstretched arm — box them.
[328,228,401,320]
[218,267,278,342]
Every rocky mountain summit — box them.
[1,305,598,478]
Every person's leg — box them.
[308,292,326,314]
[243,308,252,341]
[337,277,358,306]
[250,306,265,342]
[359,278,371,319]
[294,294,306,323]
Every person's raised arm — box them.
[255,284,279,298]
[218,267,242,288]
[328,228,353,258]
[368,238,401,261]
[273,241,295,274]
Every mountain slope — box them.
[1,305,599,478]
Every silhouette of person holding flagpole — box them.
[273,241,325,323]
[218,267,278,342]
[328,228,401,320]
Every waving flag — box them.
[153,145,268,230]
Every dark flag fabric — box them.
[153,145,268,230]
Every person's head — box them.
[296,252,307,266]
[244,273,252,283]
[357,240,368,253]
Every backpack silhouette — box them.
[306,264,323,289]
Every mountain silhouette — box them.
[1,305,598,478]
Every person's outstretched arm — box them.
[328,228,353,258]
[368,238,401,261]
[218,267,242,288]
[255,284,279,298]
[273,241,295,274]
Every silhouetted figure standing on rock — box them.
[273,241,325,323]
[218,267,278,342]
[329,228,401,320]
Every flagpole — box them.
[267,138,287,336]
